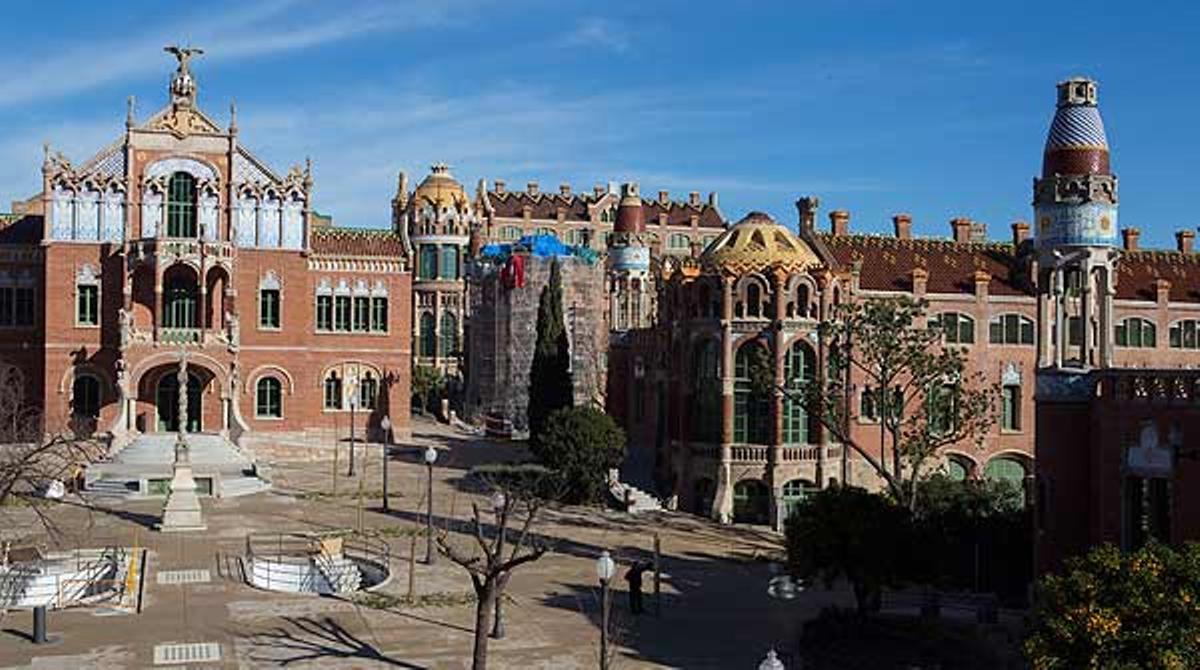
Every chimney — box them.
[796,196,819,232]
[1177,229,1195,254]
[1156,278,1172,305]
[688,191,701,207]
[973,270,991,300]
[708,192,719,208]
[829,210,850,237]
[658,190,669,205]
[494,179,506,195]
[1122,227,1140,251]
[911,267,928,295]
[951,217,972,244]
[526,181,539,196]
[593,184,605,199]
[893,213,912,240]
[559,184,571,197]
[1012,220,1030,246]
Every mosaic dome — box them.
[1042,78,1111,177]
[413,163,470,210]
[701,212,820,275]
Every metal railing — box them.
[243,531,389,594]
[0,547,127,610]
[159,327,202,345]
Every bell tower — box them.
[1035,77,1119,371]
[607,182,652,331]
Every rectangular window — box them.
[1001,385,1021,431]
[938,313,974,344]
[334,296,352,332]
[316,295,333,331]
[353,297,370,332]
[14,288,34,326]
[419,245,438,281]
[860,387,879,421]
[371,297,388,333]
[440,246,459,280]
[77,285,99,326]
[1067,316,1083,346]
[0,287,12,326]
[259,289,280,329]
[323,377,341,409]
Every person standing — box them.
[625,561,649,615]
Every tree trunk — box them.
[472,583,496,670]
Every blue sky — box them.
[2,1,1198,247]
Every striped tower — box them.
[607,182,652,331]
[1034,77,1119,372]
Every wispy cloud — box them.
[558,17,630,54]
[0,0,469,108]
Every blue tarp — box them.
[479,234,598,265]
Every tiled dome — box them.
[1042,78,1111,177]
[413,163,470,210]
[701,212,820,276]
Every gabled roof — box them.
[0,214,43,245]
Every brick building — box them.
[607,77,1200,533]
[0,50,411,487]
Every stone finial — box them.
[973,270,991,298]
[126,96,137,128]
[494,179,506,195]
[1155,278,1172,304]
[911,267,928,294]
[559,183,571,197]
[526,181,539,196]
[658,190,669,205]
[688,191,701,207]
[228,100,238,134]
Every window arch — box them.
[945,454,972,481]
[1117,317,1156,348]
[935,312,974,344]
[988,314,1034,345]
[72,374,101,419]
[781,479,818,520]
[166,172,197,237]
[419,312,436,358]
[256,377,283,418]
[439,312,458,358]
[745,283,762,318]
[359,372,378,410]
[984,455,1029,505]
[690,339,721,442]
[1170,320,1200,349]
[323,371,342,410]
[783,341,816,444]
[734,342,771,444]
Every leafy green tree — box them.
[1025,542,1200,669]
[785,485,911,615]
[411,364,443,415]
[529,406,625,504]
[527,259,572,439]
[804,296,999,512]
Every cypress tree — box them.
[527,258,573,441]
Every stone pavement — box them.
[0,418,851,668]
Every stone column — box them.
[1080,268,1092,367]
[177,351,188,436]
[1053,268,1065,369]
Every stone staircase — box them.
[314,552,362,594]
[608,468,663,514]
[87,433,269,500]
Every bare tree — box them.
[0,362,105,537]
[435,464,557,670]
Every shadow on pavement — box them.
[240,615,425,668]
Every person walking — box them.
[624,560,649,615]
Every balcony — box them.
[158,328,201,346]
[127,238,236,270]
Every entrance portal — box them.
[156,372,202,432]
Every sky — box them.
[1,0,1198,248]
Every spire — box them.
[228,100,238,134]
[164,45,205,108]
[126,96,136,129]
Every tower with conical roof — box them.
[608,182,653,331]
[1035,77,1120,371]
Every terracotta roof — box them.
[0,215,43,245]
[641,200,724,228]
[1117,251,1200,302]
[487,192,592,221]
[310,227,406,257]
[818,233,1033,297]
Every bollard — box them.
[32,605,47,644]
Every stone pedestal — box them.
[159,436,206,532]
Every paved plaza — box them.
[0,418,848,669]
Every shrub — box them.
[528,406,625,504]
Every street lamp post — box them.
[347,395,358,476]
[759,650,785,670]
[596,550,616,670]
[423,445,438,564]
[490,491,507,640]
[380,415,392,512]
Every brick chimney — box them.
[526,181,539,196]
[708,192,719,208]
[1012,221,1030,246]
[796,196,819,232]
[1122,227,1140,251]
[829,210,850,237]
[593,184,605,199]
[1177,229,1195,254]
[893,214,912,240]
[559,183,571,197]
[494,179,506,195]
[658,190,669,205]
[951,217,973,243]
[688,191,701,207]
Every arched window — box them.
[1170,320,1200,349]
[781,479,817,520]
[746,283,762,318]
[783,341,816,444]
[985,456,1029,505]
[359,373,378,410]
[690,339,721,442]
[439,312,458,358]
[323,372,342,410]
[734,342,771,444]
[988,314,1034,345]
[256,377,282,418]
[72,374,101,419]
[935,312,975,344]
[733,479,770,525]
[419,312,436,358]
[1117,317,1156,348]
[419,245,438,281]
[163,273,198,328]
[945,455,971,481]
[440,245,460,280]
[166,172,197,238]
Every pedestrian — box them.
[625,560,649,615]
